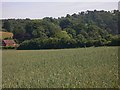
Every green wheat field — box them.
[2,47,119,88]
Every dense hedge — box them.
[17,36,120,50]
[17,38,77,50]
[2,46,16,49]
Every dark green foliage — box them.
[2,10,120,49]
[59,18,72,29]
[2,20,12,32]
[108,35,120,46]
[17,38,77,50]
[2,46,15,49]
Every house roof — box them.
[3,40,16,44]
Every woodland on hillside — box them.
[1,10,120,49]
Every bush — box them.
[17,35,120,50]
[107,35,120,46]
[17,38,78,50]
[2,46,15,49]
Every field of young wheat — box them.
[2,47,118,88]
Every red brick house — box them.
[2,40,17,47]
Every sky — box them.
[1,0,120,2]
[1,1,119,19]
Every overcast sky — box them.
[2,2,119,19]
[1,0,120,2]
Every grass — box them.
[2,47,118,88]
[0,31,13,39]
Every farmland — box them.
[0,31,13,39]
[2,47,118,88]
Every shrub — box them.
[2,46,15,49]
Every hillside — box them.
[1,10,120,49]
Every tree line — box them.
[2,10,120,49]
